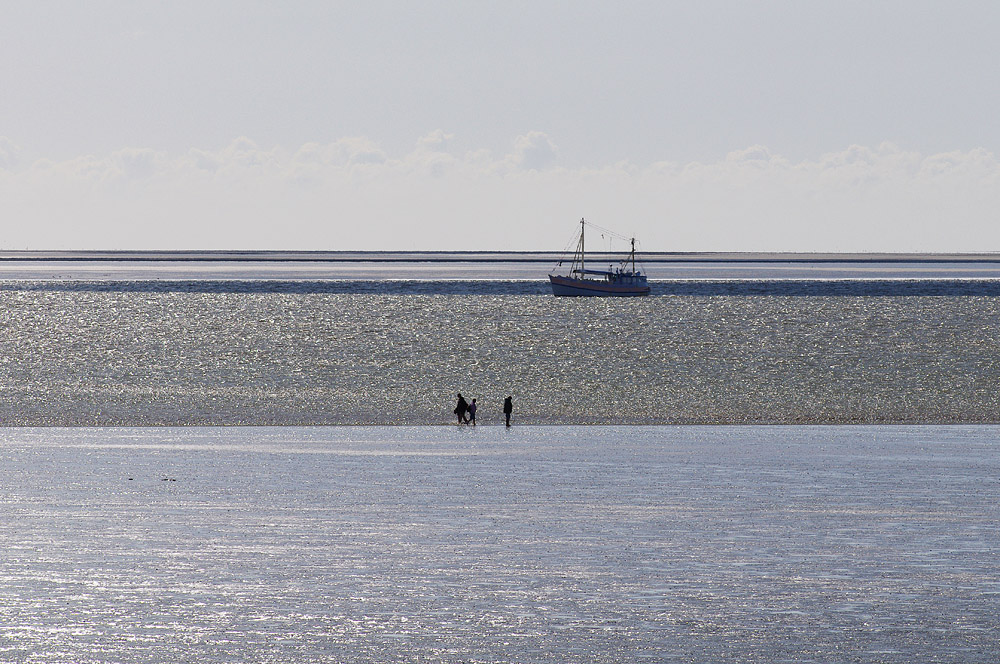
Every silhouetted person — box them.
[455,393,469,425]
[468,398,477,426]
[503,395,512,427]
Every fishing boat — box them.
[549,218,651,296]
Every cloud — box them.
[510,131,558,171]
[113,147,160,179]
[416,130,454,153]
[725,145,783,166]
[0,137,20,170]
[1,137,999,251]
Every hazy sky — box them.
[1,1,998,251]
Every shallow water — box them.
[0,290,998,425]
[1,425,997,662]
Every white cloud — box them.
[1,137,999,252]
[113,147,160,180]
[0,137,20,170]
[510,132,558,171]
[725,145,783,167]
[415,130,454,153]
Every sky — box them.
[1,0,999,251]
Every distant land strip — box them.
[3,251,1000,264]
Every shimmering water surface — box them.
[0,287,998,425]
[3,258,999,662]
[1,425,998,663]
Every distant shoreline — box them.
[2,250,1000,264]
[6,252,1000,282]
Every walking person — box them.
[455,393,469,425]
[468,398,477,426]
[503,395,513,428]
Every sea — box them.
[1,252,999,426]
[2,252,1000,662]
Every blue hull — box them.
[549,274,650,297]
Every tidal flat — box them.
[1,425,997,662]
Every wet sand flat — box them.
[1,425,997,662]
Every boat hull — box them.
[549,274,650,297]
